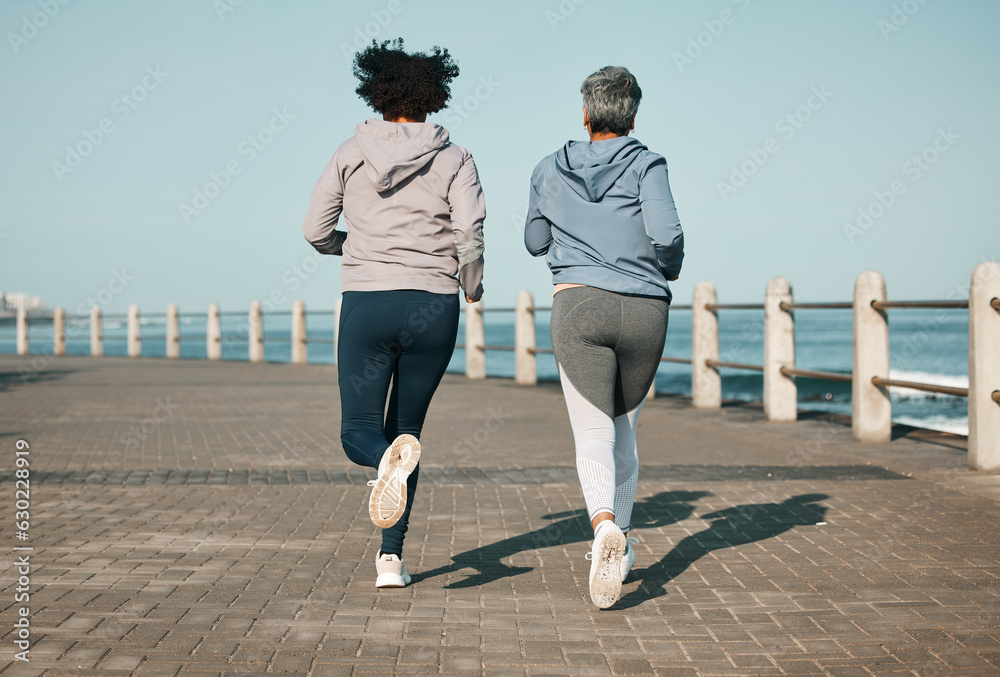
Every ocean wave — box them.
[887,370,968,398]
[894,414,968,436]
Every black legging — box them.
[337,290,459,555]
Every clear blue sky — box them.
[2,0,998,315]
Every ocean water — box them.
[1,307,970,435]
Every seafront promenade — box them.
[2,356,999,676]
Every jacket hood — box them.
[355,118,451,192]
[554,136,647,201]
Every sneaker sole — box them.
[369,434,421,529]
[590,528,626,609]
[375,571,412,588]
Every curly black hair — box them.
[353,38,460,119]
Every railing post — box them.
[764,277,796,422]
[853,270,891,443]
[292,299,307,364]
[969,261,1000,470]
[207,303,221,360]
[465,301,486,380]
[166,304,180,359]
[248,301,263,363]
[16,305,28,356]
[53,307,66,356]
[127,304,141,358]
[333,296,342,365]
[90,306,103,357]
[515,291,537,386]
[692,282,720,409]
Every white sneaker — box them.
[375,551,411,588]
[587,521,626,609]
[621,536,639,582]
[367,434,421,529]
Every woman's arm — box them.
[638,156,684,280]
[449,152,486,302]
[302,145,354,256]
[524,166,553,256]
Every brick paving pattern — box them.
[1,357,998,676]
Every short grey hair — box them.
[581,66,642,136]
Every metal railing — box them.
[871,376,968,398]
[8,303,339,361]
[454,266,999,469]
[6,264,999,468]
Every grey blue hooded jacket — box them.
[525,136,683,301]
[302,119,485,300]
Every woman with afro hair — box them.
[302,39,486,588]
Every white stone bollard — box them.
[692,282,721,409]
[465,301,486,380]
[207,303,221,360]
[127,304,141,358]
[968,261,1000,470]
[764,277,796,422]
[16,306,28,355]
[514,291,537,386]
[292,300,307,364]
[53,307,66,356]
[90,306,103,357]
[166,304,180,359]
[852,270,891,443]
[333,297,342,365]
[248,301,263,363]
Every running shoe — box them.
[375,551,411,588]
[367,434,421,529]
[587,520,626,608]
[621,536,639,582]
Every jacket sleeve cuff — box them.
[308,230,346,256]
[459,258,484,300]
[466,282,484,302]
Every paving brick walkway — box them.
[1,357,999,676]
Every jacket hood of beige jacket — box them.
[355,118,452,193]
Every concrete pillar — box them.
[248,301,263,363]
[207,303,221,360]
[16,306,28,355]
[166,304,180,359]
[90,306,103,357]
[333,297,342,365]
[852,270,891,443]
[692,282,721,409]
[53,307,66,356]
[514,291,537,386]
[764,277,796,422]
[969,261,1000,470]
[465,301,486,380]
[292,299,307,364]
[127,304,141,358]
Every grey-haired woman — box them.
[525,66,684,608]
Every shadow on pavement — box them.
[0,367,76,392]
[616,493,829,609]
[411,490,712,588]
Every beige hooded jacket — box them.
[302,119,485,300]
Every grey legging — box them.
[550,285,668,527]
